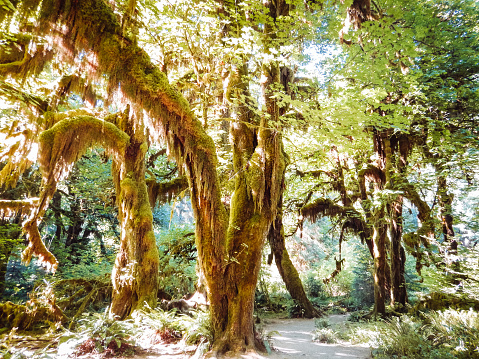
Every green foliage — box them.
[156,222,197,298]
[372,310,479,359]
[312,328,338,344]
[58,309,136,356]
[350,243,374,310]
[180,309,213,345]
[304,271,326,298]
[133,305,184,343]
[0,223,22,262]
[3,257,47,301]
[134,306,213,348]
[315,318,330,329]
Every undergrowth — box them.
[346,309,479,359]
[55,305,213,357]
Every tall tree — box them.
[0,0,285,355]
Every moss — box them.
[120,177,137,193]
[0,199,39,217]
[139,141,148,155]
[38,125,55,147]
[40,115,129,158]
[134,206,153,227]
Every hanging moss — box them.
[301,198,345,222]
[0,32,53,80]
[22,218,58,271]
[0,198,39,217]
[50,74,98,109]
[39,115,129,175]
[145,176,188,208]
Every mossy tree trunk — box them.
[268,208,320,318]
[261,0,318,319]
[437,173,459,283]
[109,110,159,319]
[387,135,409,307]
[34,0,284,354]
[204,56,286,353]
[371,209,387,317]
[370,129,409,313]
[388,198,407,307]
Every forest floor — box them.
[3,313,372,358]
[106,313,372,359]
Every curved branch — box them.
[36,0,228,273]
[301,197,371,243]
[22,115,129,271]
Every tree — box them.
[0,0,285,355]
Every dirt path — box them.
[262,314,371,359]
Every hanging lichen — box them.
[39,115,129,178]
[0,32,53,81]
[301,197,347,222]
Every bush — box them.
[312,328,338,343]
[304,271,325,298]
[156,224,197,298]
[315,318,330,329]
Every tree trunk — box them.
[388,199,407,307]
[110,110,159,319]
[372,213,387,317]
[268,213,320,318]
[385,135,408,307]
[206,61,286,353]
[437,174,459,283]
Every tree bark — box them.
[268,211,320,318]
[109,109,159,319]
[372,211,387,317]
[388,199,407,307]
[371,130,409,311]
[437,173,459,283]
[384,134,408,307]
[206,57,286,353]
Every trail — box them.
[261,314,371,359]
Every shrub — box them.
[312,328,338,343]
[304,271,325,298]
